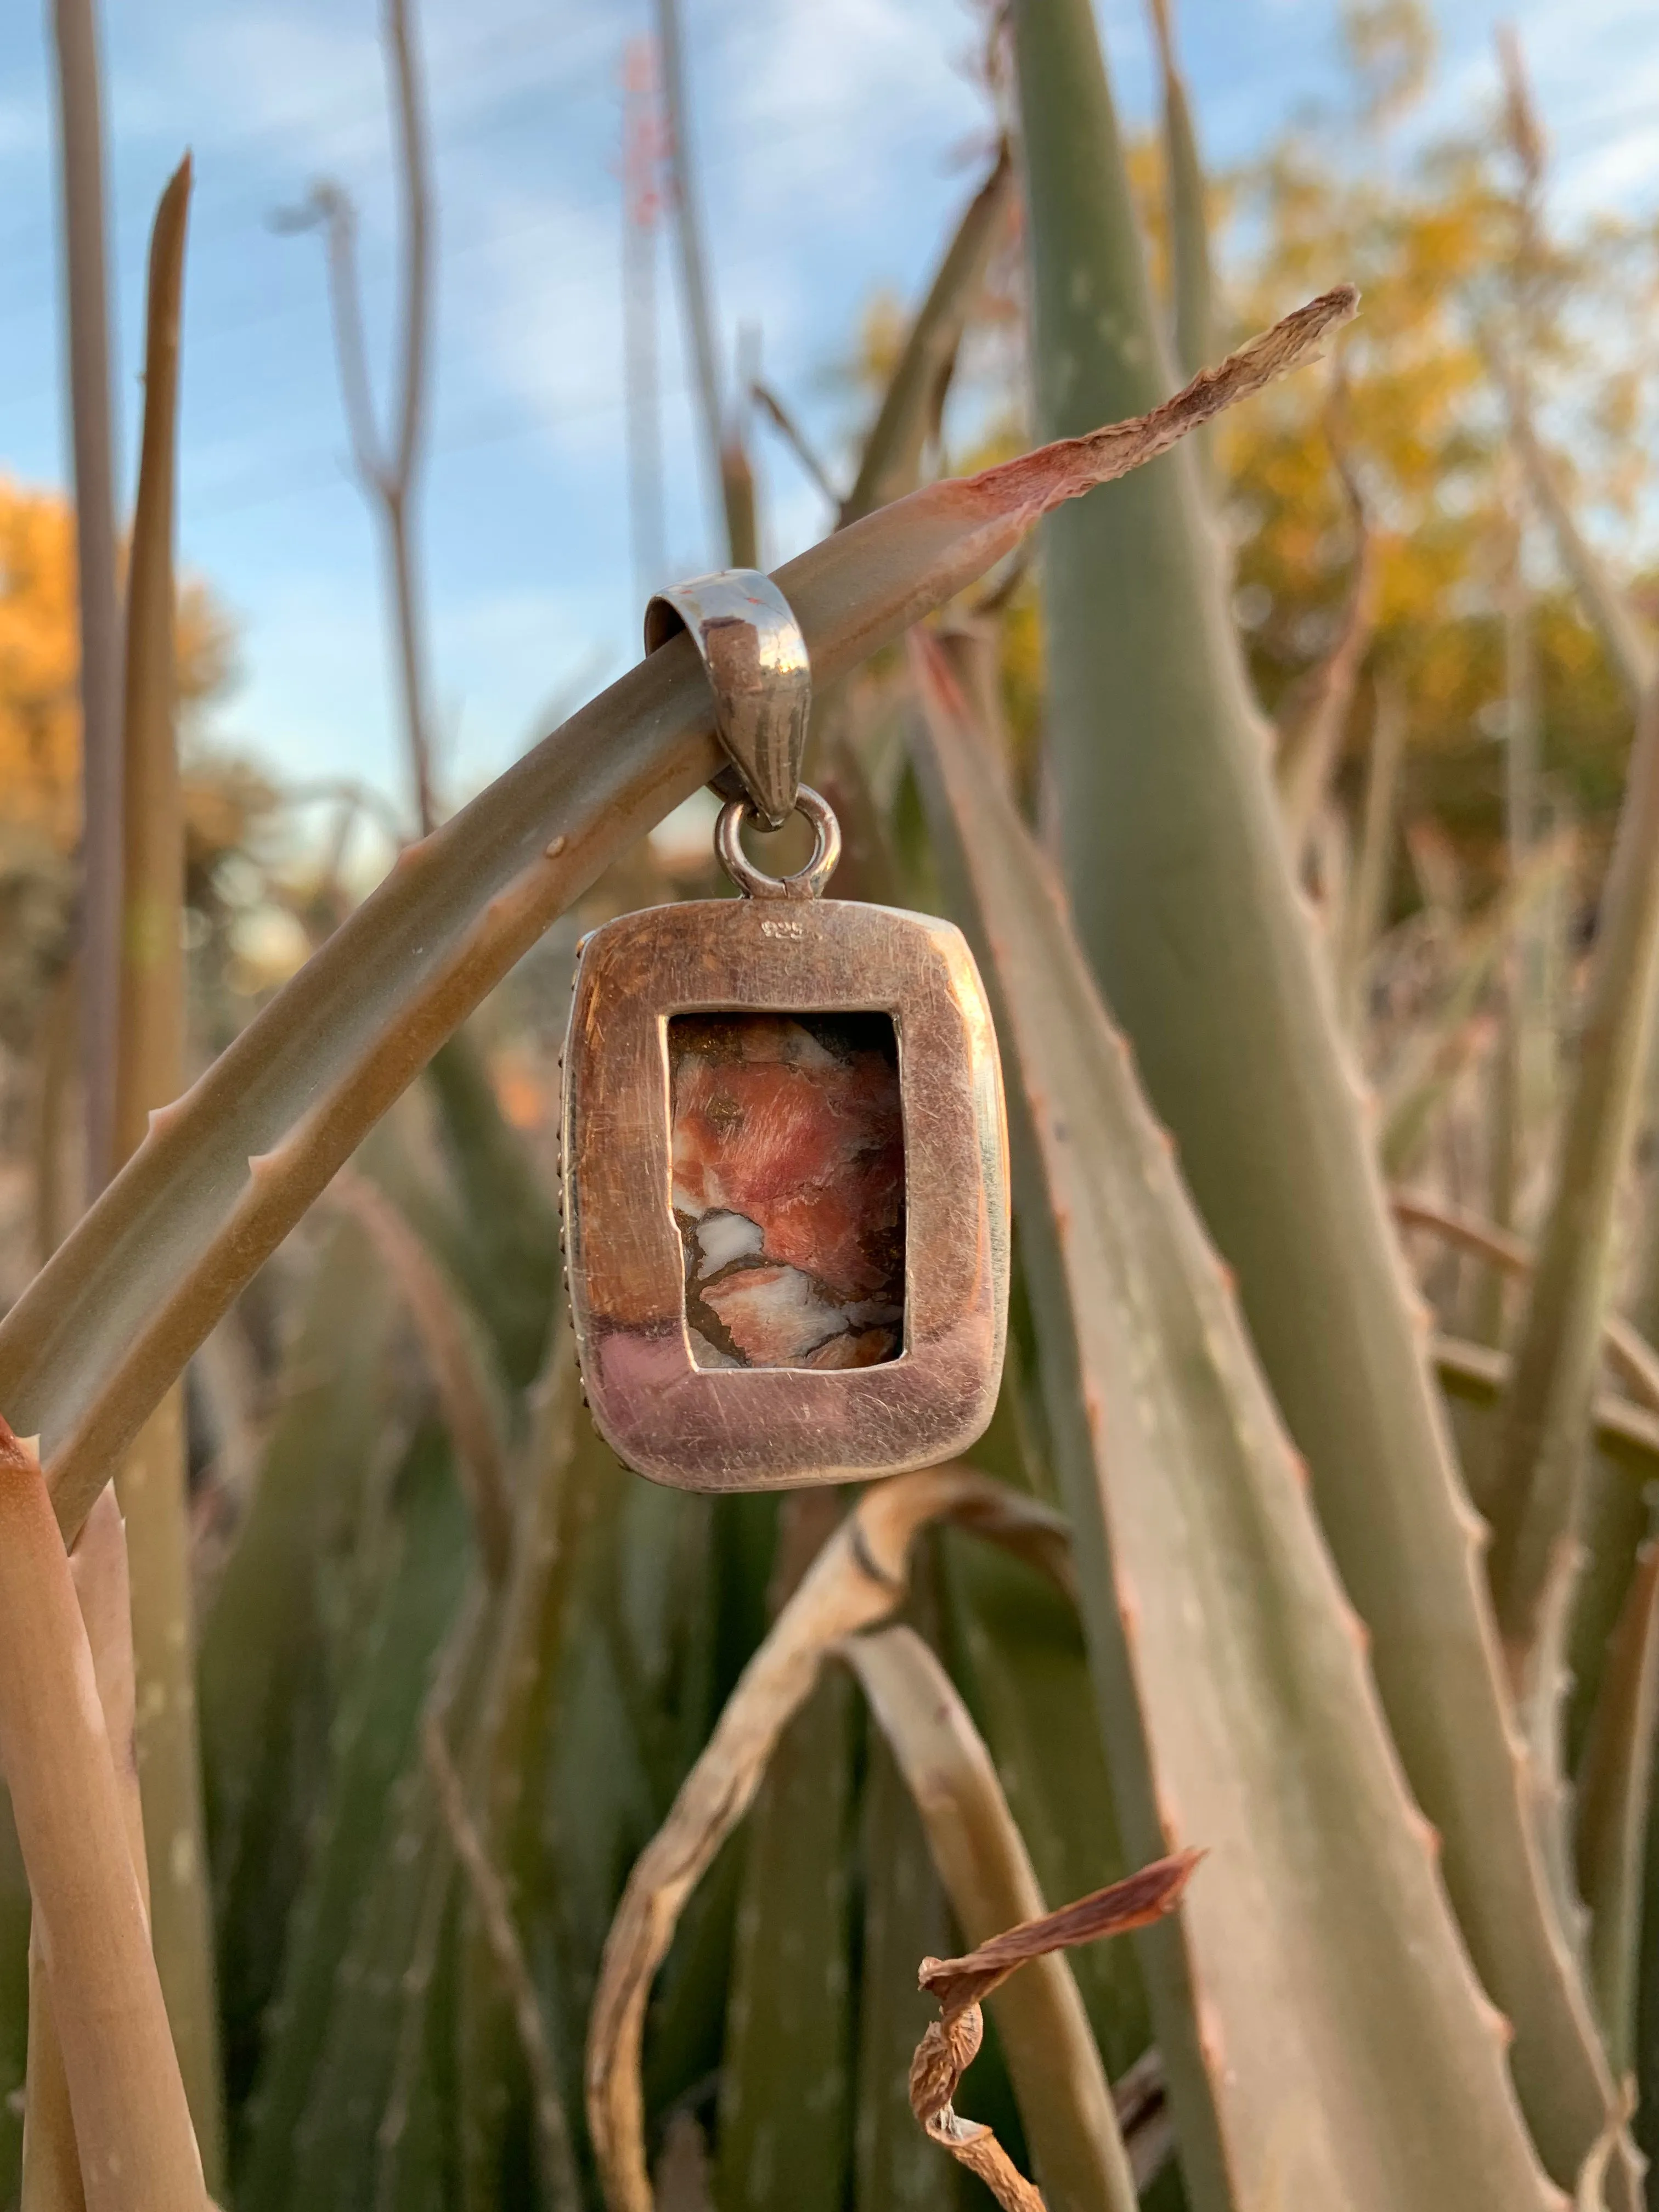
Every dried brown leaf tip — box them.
[909,1850,1202,2212]
[966,287,1358,524]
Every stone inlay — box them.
[668,1011,906,1369]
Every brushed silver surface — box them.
[561,894,1009,1491]
[644,568,811,828]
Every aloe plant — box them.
[13,5,1659,2208]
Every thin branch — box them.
[839,143,1014,525]
[318,187,389,492]
[386,0,432,492]
[274,1,439,834]
[1274,452,1378,861]
[1390,1187,1659,1415]
[751,380,843,509]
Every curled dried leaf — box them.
[907,1855,1200,2212]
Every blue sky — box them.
[1,0,1657,836]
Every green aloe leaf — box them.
[424,1030,562,1393]
[1145,0,1212,387]
[200,1209,399,2135]
[1575,1536,1659,2076]
[715,1669,855,2212]
[840,143,1013,526]
[236,1423,472,2211]
[454,1340,583,2212]
[854,1723,965,2212]
[1007,0,1626,2187]
[112,150,224,2188]
[941,1525,1150,2087]
[909,636,1566,2210]
[1486,679,1659,1680]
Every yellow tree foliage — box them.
[1214,10,1659,859]
[0,477,230,851]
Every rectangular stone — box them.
[668,1011,906,1369]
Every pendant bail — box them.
[644,569,811,830]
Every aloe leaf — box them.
[1339,675,1406,1013]
[714,1668,855,2212]
[1634,1739,1659,2183]
[855,1721,964,2212]
[237,1424,472,2211]
[522,1415,669,2164]
[1575,1537,1659,2076]
[1273,494,1376,865]
[840,143,1013,525]
[331,1167,514,1586]
[844,1623,1138,2212]
[710,1491,855,2212]
[453,1340,584,2212]
[104,151,227,2191]
[909,636,1569,2209]
[1567,1453,1654,1779]
[0,288,1348,1543]
[424,1031,561,1392]
[287,1654,467,2212]
[1487,681,1659,1676]
[200,1211,398,2131]
[941,1527,1150,2084]
[424,1694,578,2212]
[1144,0,1212,388]
[1007,3,1628,2186]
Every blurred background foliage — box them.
[8,0,1659,2207]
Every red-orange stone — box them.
[669,1012,906,1368]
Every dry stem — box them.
[21,1488,148,2212]
[1391,1189,1659,1414]
[0,1420,204,2212]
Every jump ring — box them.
[715,785,842,902]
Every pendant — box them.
[561,571,1008,1491]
